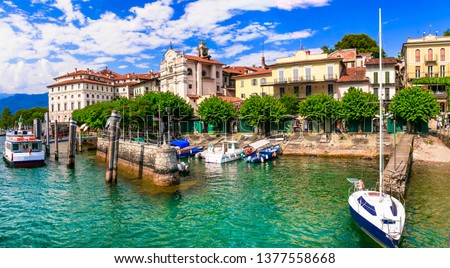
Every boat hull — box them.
[349,204,399,248]
[204,152,242,163]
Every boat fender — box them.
[29,148,32,154]
[260,157,264,163]
[266,155,268,159]
[11,152,13,161]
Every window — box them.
[260,78,266,85]
[327,84,334,96]
[86,94,89,98]
[415,66,421,78]
[189,84,192,89]
[86,101,90,106]
[428,48,433,61]
[78,102,81,109]
[187,68,192,75]
[252,79,257,86]
[427,66,433,77]
[415,49,420,62]
[294,86,299,97]
[306,85,312,96]
[385,71,390,84]
[241,94,246,98]
[440,65,446,77]
[373,72,378,84]
[51,104,54,112]
[261,92,266,97]
[216,71,220,79]
[279,87,285,97]
[240,80,244,87]
[278,69,284,82]
[169,66,173,73]
[71,95,74,99]
[71,103,74,110]
[385,88,390,100]
[64,103,67,110]
[440,48,445,61]
[57,104,60,111]
[373,88,378,98]
[305,66,312,81]
[202,70,207,77]
[327,64,334,80]
[292,67,299,82]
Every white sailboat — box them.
[347,9,405,248]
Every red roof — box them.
[185,55,223,65]
[337,67,368,82]
[365,57,399,65]
[47,78,112,88]
[234,69,272,78]
[328,49,356,61]
[217,96,243,103]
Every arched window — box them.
[202,70,207,77]
[415,49,420,62]
[428,48,433,61]
[187,68,192,75]
[216,71,220,78]
[440,48,445,61]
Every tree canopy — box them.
[341,87,379,121]
[323,33,386,57]
[0,107,12,129]
[197,96,237,125]
[239,95,286,132]
[279,94,300,116]
[389,86,440,124]
[444,29,450,36]
[72,92,193,130]
[298,93,342,122]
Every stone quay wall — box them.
[97,138,179,186]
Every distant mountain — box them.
[0,93,48,114]
[0,93,13,100]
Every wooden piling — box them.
[45,112,50,157]
[67,119,77,168]
[106,110,121,183]
[54,120,59,161]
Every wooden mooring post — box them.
[45,112,50,157]
[105,110,121,183]
[67,119,77,168]
[54,120,59,161]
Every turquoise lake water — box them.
[0,136,448,248]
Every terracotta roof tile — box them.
[337,67,368,82]
[365,57,399,65]
[185,55,223,65]
[328,49,357,61]
[234,69,272,78]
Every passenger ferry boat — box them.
[2,117,45,167]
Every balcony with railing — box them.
[406,71,450,80]
[424,54,438,63]
[271,75,321,85]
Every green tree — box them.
[341,87,378,131]
[240,95,286,134]
[321,45,334,54]
[197,96,237,125]
[0,107,12,129]
[279,94,299,115]
[298,93,342,131]
[333,33,386,57]
[389,87,440,132]
[10,107,48,127]
[444,29,450,36]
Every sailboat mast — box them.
[378,8,384,197]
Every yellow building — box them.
[234,68,273,99]
[266,49,343,99]
[402,34,450,112]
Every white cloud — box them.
[230,49,294,66]
[266,29,315,43]
[221,44,252,58]
[52,0,86,24]
[3,1,17,8]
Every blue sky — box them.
[1,0,449,94]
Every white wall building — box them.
[159,42,223,109]
[47,68,159,122]
[365,57,401,100]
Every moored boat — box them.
[2,117,45,167]
[243,144,281,163]
[346,9,405,248]
[203,140,243,164]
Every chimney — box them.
[75,68,77,72]
[306,50,310,55]
[261,56,266,69]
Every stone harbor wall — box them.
[97,138,179,186]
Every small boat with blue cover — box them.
[243,144,280,163]
[171,138,204,158]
